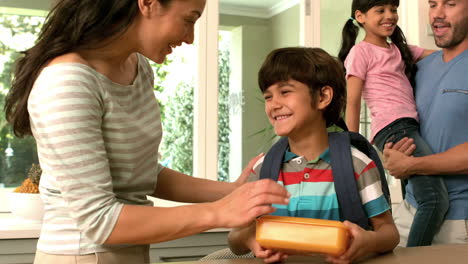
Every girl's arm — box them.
[345,76,364,132]
[419,49,437,61]
[326,211,399,264]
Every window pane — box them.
[217,30,231,182]
[0,13,44,190]
[151,44,196,176]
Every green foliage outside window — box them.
[153,35,232,181]
[0,14,43,187]
[217,40,231,182]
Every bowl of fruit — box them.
[6,164,44,222]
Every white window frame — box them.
[194,0,219,181]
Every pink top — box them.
[345,41,424,141]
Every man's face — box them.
[428,0,468,49]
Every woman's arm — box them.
[345,76,364,132]
[106,178,290,245]
[152,153,263,203]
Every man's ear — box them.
[138,0,160,17]
[317,86,333,110]
[355,10,365,24]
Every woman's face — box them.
[136,0,206,63]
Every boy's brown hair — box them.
[258,47,346,127]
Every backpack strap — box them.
[329,132,370,230]
[259,137,289,181]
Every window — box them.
[0,2,232,212]
[0,8,46,211]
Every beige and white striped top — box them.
[28,53,164,255]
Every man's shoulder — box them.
[418,49,442,67]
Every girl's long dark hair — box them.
[338,0,417,87]
[5,0,171,137]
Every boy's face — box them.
[263,79,325,138]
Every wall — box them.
[0,0,51,10]
[220,14,273,172]
[269,4,300,50]
[415,0,439,50]
[220,7,301,170]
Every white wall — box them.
[401,0,439,50]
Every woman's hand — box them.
[325,221,375,264]
[210,179,290,228]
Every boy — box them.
[228,47,399,264]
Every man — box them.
[383,0,468,246]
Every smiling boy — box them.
[228,47,399,264]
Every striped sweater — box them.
[250,147,390,220]
[28,53,165,254]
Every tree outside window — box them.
[0,13,43,187]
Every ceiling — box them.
[219,0,299,18]
[220,0,282,9]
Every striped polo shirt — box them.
[28,53,165,254]
[250,146,390,220]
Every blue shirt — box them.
[406,49,468,219]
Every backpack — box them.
[259,129,391,230]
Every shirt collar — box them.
[283,147,331,164]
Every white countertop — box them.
[0,213,41,239]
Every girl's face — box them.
[136,0,206,63]
[357,4,399,41]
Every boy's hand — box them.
[325,221,375,264]
[247,235,288,263]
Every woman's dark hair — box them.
[258,47,346,128]
[5,0,172,137]
[338,0,417,87]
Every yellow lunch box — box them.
[256,215,350,256]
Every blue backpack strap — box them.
[329,132,370,230]
[259,137,289,181]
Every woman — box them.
[4,0,290,263]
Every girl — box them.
[338,0,448,247]
[4,0,289,263]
